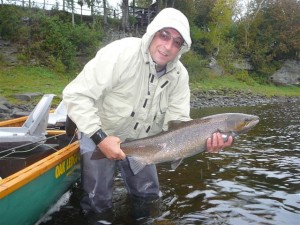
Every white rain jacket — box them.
[63,8,192,142]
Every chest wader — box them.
[79,137,160,214]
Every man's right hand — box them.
[97,136,126,160]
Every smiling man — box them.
[63,8,233,217]
[149,28,185,71]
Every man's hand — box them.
[97,136,126,160]
[206,132,233,153]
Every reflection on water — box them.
[40,102,300,225]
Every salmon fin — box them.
[171,158,183,170]
[127,157,147,175]
[124,138,136,142]
[167,120,186,130]
[167,119,197,130]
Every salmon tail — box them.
[90,149,106,160]
[127,157,147,175]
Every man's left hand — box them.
[206,132,233,153]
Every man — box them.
[63,8,233,216]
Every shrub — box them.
[233,70,256,86]
[0,5,104,72]
[181,50,210,82]
[47,55,66,74]
[0,6,25,41]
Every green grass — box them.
[0,66,299,107]
[190,75,300,97]
[0,66,74,105]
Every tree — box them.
[237,0,300,74]
[103,0,107,25]
[122,0,129,31]
[268,0,300,59]
[85,0,97,26]
[194,0,216,30]
[235,0,266,54]
[209,1,235,54]
[63,0,66,11]
[78,0,84,23]
[174,0,197,22]
[190,0,216,56]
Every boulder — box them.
[270,60,300,86]
[13,92,43,101]
[208,57,224,76]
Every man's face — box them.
[149,28,184,69]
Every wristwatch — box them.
[91,129,107,145]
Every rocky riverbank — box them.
[1,90,299,121]
[0,96,39,120]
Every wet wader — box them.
[80,150,160,214]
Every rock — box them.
[0,38,19,66]
[0,97,11,113]
[13,92,43,101]
[0,97,8,106]
[0,89,299,121]
[0,104,10,113]
[208,57,225,76]
[270,60,300,86]
[233,58,254,70]
[190,89,300,108]
[14,94,31,101]
[11,111,30,118]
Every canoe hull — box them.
[0,114,81,225]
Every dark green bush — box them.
[0,5,103,72]
[181,50,210,82]
[0,5,27,41]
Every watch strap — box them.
[91,129,107,145]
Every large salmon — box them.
[120,113,259,175]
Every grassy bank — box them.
[0,66,72,105]
[190,76,300,97]
[1,66,300,105]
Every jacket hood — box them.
[141,8,191,68]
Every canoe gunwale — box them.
[0,140,79,199]
[0,115,80,199]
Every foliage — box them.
[232,69,256,86]
[188,0,237,76]
[34,12,103,71]
[1,1,300,84]
[206,0,235,51]
[266,0,300,60]
[190,0,215,56]
[193,0,216,29]
[234,0,300,77]
[190,24,210,56]
[107,16,122,29]
[174,0,198,22]
[181,50,210,82]
[0,5,103,72]
[0,5,27,41]
[135,0,153,8]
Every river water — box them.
[39,102,300,225]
